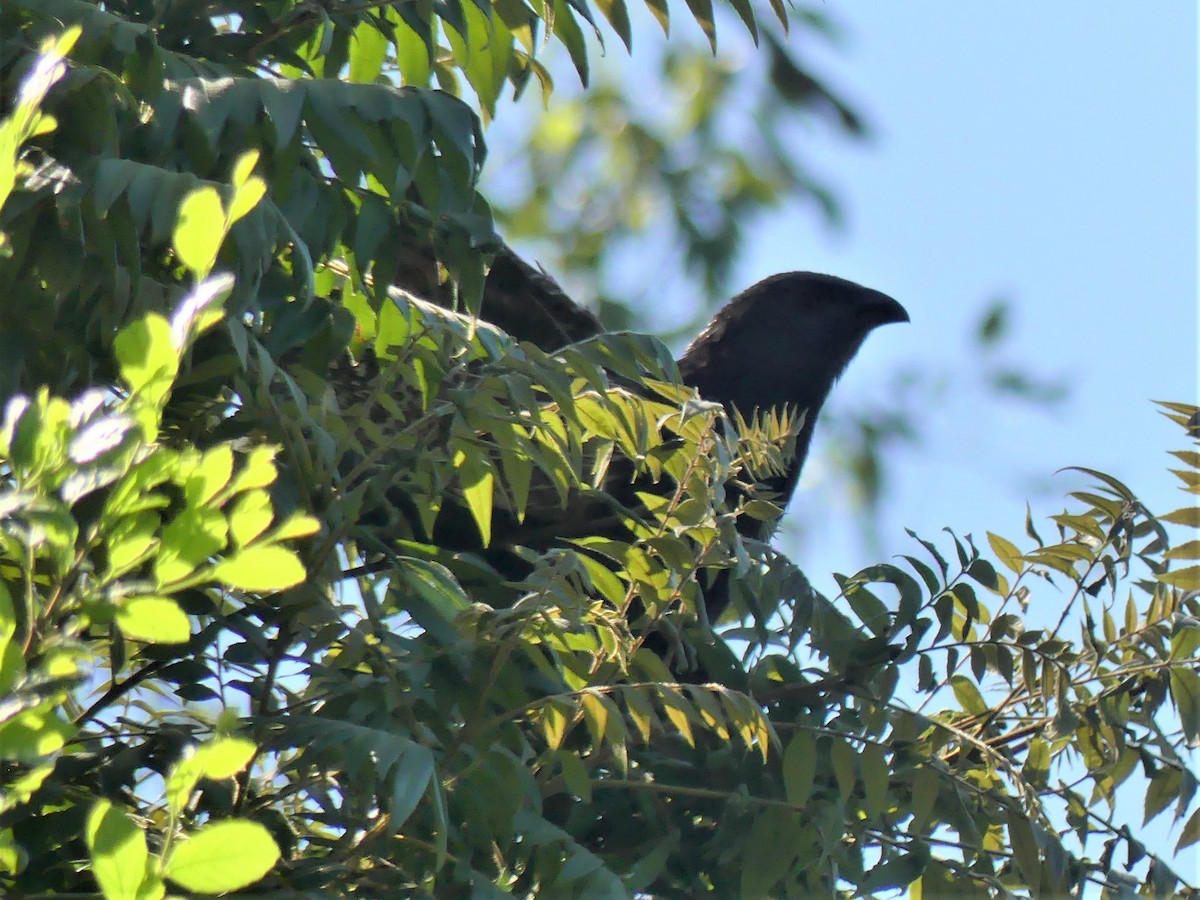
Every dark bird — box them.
[350,266,908,658]
[475,271,907,624]
[673,271,909,626]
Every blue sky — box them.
[745,4,1197,582]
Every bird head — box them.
[678,271,909,418]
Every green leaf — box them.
[87,800,149,900]
[213,545,306,592]
[740,807,801,898]
[164,820,279,893]
[1164,540,1200,561]
[155,508,227,586]
[1161,508,1200,528]
[446,3,513,120]
[271,513,320,542]
[830,737,857,801]
[453,444,495,547]
[165,749,205,819]
[860,848,930,893]
[1169,667,1200,745]
[1023,737,1050,789]
[172,186,227,276]
[1177,805,1200,853]
[227,172,266,226]
[348,17,389,84]
[987,531,1023,574]
[860,743,888,821]
[1159,566,1200,591]
[540,700,569,750]
[741,498,783,521]
[782,731,816,806]
[949,674,988,716]
[1005,808,1042,889]
[908,765,939,832]
[397,557,471,640]
[0,703,75,761]
[0,764,53,815]
[394,10,434,86]
[117,596,191,644]
[114,315,179,406]
[229,490,274,547]
[385,741,436,829]
[230,445,279,493]
[594,0,632,51]
[105,512,160,579]
[192,737,256,780]
[230,150,260,188]
[681,0,716,51]
[624,686,656,743]
[656,687,695,747]
[1143,765,1181,826]
[185,444,235,507]
[552,0,590,86]
[0,582,17,696]
[723,0,758,44]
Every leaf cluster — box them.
[1,10,1198,900]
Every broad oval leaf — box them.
[165,820,279,893]
[86,800,149,900]
[172,186,226,275]
[117,596,191,644]
[213,545,306,591]
[192,737,256,780]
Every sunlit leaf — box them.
[172,186,226,276]
[117,596,191,644]
[164,820,279,893]
[86,800,148,900]
[213,545,306,591]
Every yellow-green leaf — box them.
[1159,566,1200,591]
[0,703,75,761]
[230,150,260,187]
[227,176,266,226]
[987,531,1023,574]
[657,687,695,747]
[1162,505,1200,527]
[230,445,278,493]
[186,444,234,507]
[1165,540,1200,561]
[453,445,494,547]
[117,596,191,644]
[164,820,279,893]
[213,545,306,591]
[540,701,569,750]
[172,186,227,276]
[272,513,320,542]
[950,674,989,716]
[192,737,256,780]
[114,315,179,403]
[87,800,148,900]
[229,490,273,547]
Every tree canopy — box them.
[2,5,1199,897]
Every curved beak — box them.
[863,289,910,326]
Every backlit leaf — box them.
[214,545,306,591]
[164,820,279,893]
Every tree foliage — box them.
[1,6,1198,898]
